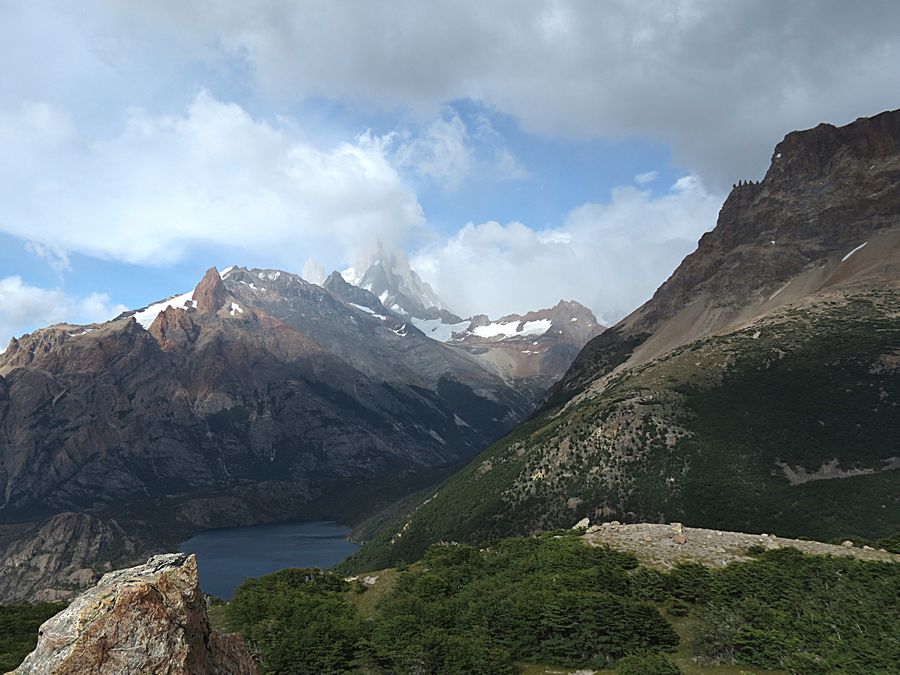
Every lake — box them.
[178,520,359,599]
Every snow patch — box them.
[841,242,867,262]
[410,317,469,342]
[133,291,195,328]
[349,303,388,321]
[219,266,235,279]
[472,318,552,339]
[769,283,788,301]
[229,302,243,316]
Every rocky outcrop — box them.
[582,522,900,569]
[148,307,199,351]
[11,553,257,675]
[192,267,227,313]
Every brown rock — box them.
[193,267,227,312]
[12,553,257,675]
[148,306,199,351]
[673,534,687,545]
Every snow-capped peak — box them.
[340,248,453,319]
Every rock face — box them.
[11,553,257,675]
[0,513,139,604]
[545,107,900,408]
[192,266,227,312]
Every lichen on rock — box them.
[11,553,257,675]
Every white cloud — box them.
[392,112,472,190]
[0,91,425,270]
[0,276,127,350]
[634,170,658,185]
[387,110,527,190]
[412,176,724,322]
[99,0,900,187]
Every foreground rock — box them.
[583,522,900,568]
[11,553,257,675]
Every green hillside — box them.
[226,531,899,674]
[344,290,899,573]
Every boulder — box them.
[12,553,257,675]
[572,517,590,529]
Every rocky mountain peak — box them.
[766,107,900,185]
[148,306,200,352]
[193,266,227,312]
[12,553,257,674]
[342,248,452,319]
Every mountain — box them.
[345,108,900,572]
[338,251,605,400]
[0,263,545,599]
[411,300,604,400]
[341,248,454,320]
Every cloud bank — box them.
[412,175,722,322]
[108,0,900,187]
[0,91,425,270]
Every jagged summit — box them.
[341,248,453,320]
[192,266,227,312]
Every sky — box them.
[2,0,900,345]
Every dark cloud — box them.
[108,0,900,186]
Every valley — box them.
[1,7,899,668]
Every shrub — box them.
[615,653,682,674]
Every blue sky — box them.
[2,1,899,344]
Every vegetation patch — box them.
[227,532,899,674]
[0,603,66,672]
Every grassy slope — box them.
[342,291,900,573]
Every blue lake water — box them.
[178,520,359,599]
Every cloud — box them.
[634,171,658,185]
[0,91,425,270]
[391,112,472,189]
[0,276,127,350]
[103,0,900,186]
[387,109,527,190]
[412,175,724,322]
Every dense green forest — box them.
[0,602,67,672]
[220,532,899,674]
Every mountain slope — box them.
[335,252,605,401]
[0,266,529,524]
[346,108,900,572]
